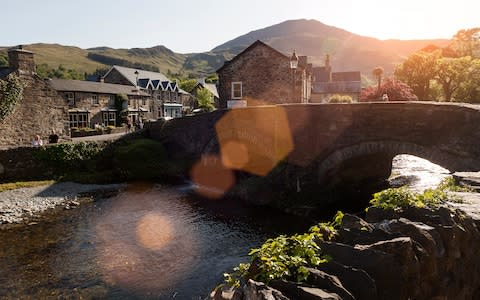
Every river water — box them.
[0,155,449,299]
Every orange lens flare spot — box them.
[190,155,235,199]
[215,106,293,176]
[221,140,249,170]
[136,213,174,251]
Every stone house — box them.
[217,40,312,108]
[189,79,220,110]
[49,79,150,128]
[102,65,191,118]
[310,55,361,103]
[0,47,69,148]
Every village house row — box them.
[0,41,360,147]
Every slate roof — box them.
[104,65,169,86]
[312,81,361,93]
[49,79,150,96]
[193,82,219,98]
[312,67,331,82]
[0,67,12,79]
[332,71,361,82]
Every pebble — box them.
[0,182,125,224]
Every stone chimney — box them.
[8,45,35,75]
[325,54,332,82]
[298,56,308,68]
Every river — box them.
[0,155,449,299]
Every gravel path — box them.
[0,182,125,224]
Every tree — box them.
[453,58,480,103]
[435,56,471,101]
[179,79,198,93]
[395,51,440,100]
[360,78,418,101]
[196,87,215,112]
[115,94,129,125]
[36,63,84,80]
[451,27,480,58]
[372,66,384,94]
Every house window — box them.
[232,82,242,99]
[69,113,89,128]
[92,94,99,105]
[109,95,115,107]
[142,98,146,105]
[102,112,116,127]
[65,92,74,106]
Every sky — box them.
[1,0,478,53]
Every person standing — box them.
[126,117,132,133]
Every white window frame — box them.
[92,94,99,105]
[69,113,89,128]
[232,82,242,99]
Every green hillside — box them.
[0,19,452,79]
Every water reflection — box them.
[95,186,199,294]
[0,183,307,299]
[390,154,450,191]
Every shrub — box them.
[113,138,169,180]
[34,142,106,172]
[328,94,352,103]
[369,178,464,211]
[223,212,343,288]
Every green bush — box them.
[34,142,106,172]
[223,212,343,288]
[369,178,464,211]
[328,94,353,103]
[113,138,169,180]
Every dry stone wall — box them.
[0,73,69,148]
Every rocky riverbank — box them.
[213,199,480,299]
[0,182,125,226]
[212,174,480,300]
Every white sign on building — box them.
[227,100,247,108]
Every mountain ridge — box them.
[0,19,451,79]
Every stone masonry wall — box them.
[217,43,302,108]
[213,203,480,300]
[0,73,69,148]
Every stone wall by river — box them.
[213,198,480,300]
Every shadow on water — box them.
[0,182,312,299]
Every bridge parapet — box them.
[146,102,480,195]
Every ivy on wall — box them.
[0,74,25,122]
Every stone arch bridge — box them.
[147,102,480,194]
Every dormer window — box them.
[232,82,242,99]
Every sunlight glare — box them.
[136,213,174,251]
[190,155,236,199]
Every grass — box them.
[0,180,56,192]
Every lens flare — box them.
[95,186,198,294]
[221,140,249,170]
[190,155,235,199]
[136,213,173,251]
[215,105,293,176]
